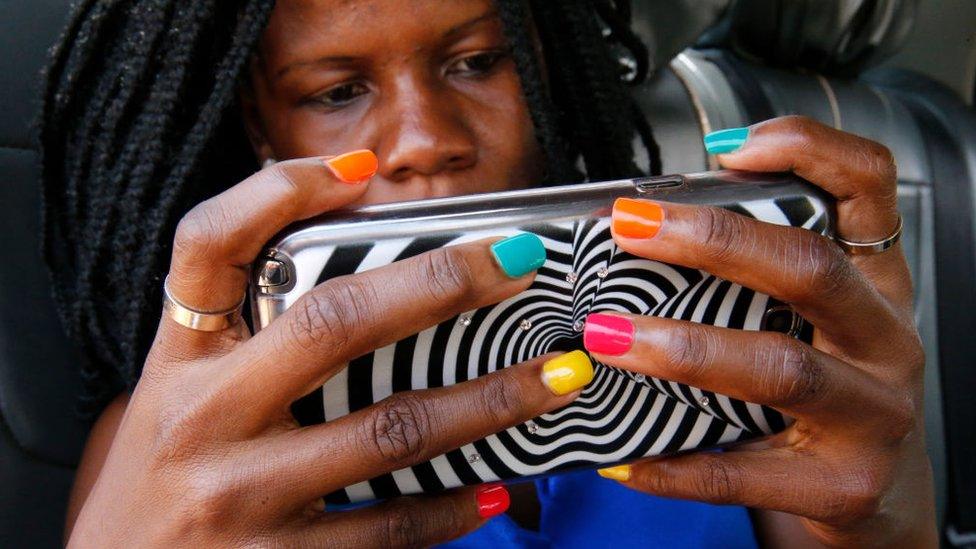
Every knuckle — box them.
[382,498,428,548]
[902,331,926,381]
[766,338,825,407]
[693,456,743,504]
[419,247,475,308]
[477,370,529,425]
[633,464,673,495]
[695,207,746,266]
[182,465,241,529]
[152,396,212,462]
[264,161,303,195]
[863,140,898,188]
[361,393,433,465]
[660,322,711,382]
[833,469,886,522]
[154,408,194,452]
[286,279,376,354]
[288,292,345,353]
[173,201,224,259]
[779,114,817,131]
[882,393,917,445]
[777,115,821,157]
[777,115,819,142]
[787,232,853,303]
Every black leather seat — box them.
[1,2,973,547]
[0,2,89,547]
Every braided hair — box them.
[39,0,662,415]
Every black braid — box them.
[40,0,275,413]
[528,0,661,180]
[496,1,584,184]
[39,0,661,416]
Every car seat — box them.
[0,1,973,547]
[0,1,91,547]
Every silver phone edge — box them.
[249,170,834,332]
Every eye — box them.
[312,81,369,109]
[448,51,506,77]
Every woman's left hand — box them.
[584,116,937,547]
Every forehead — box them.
[260,0,499,65]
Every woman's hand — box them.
[67,152,591,548]
[586,116,937,547]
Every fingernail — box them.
[597,465,632,481]
[703,127,749,154]
[612,198,664,239]
[476,485,510,519]
[542,350,594,396]
[324,149,378,183]
[584,313,635,356]
[490,233,547,278]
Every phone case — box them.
[251,170,832,503]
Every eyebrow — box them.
[274,9,500,80]
[442,9,500,41]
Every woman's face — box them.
[243,0,546,205]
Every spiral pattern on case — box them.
[289,195,828,503]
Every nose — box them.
[375,75,478,183]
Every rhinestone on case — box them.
[699,396,711,407]
[572,319,584,332]
[526,421,539,434]
[597,267,609,278]
[634,373,645,383]
[520,318,532,331]
[566,272,579,284]
[467,453,481,464]
[458,316,471,327]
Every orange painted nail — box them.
[612,198,664,239]
[325,149,378,184]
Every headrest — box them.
[696,0,917,76]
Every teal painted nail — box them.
[704,127,749,154]
[491,233,547,278]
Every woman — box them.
[40,0,935,546]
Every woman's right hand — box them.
[67,151,589,547]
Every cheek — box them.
[259,103,365,158]
[464,75,546,187]
[251,73,367,158]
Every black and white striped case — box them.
[251,171,832,503]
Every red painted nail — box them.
[476,485,510,519]
[584,313,635,356]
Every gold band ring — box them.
[162,275,244,332]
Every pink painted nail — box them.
[583,313,635,356]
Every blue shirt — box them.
[439,469,758,548]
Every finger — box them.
[706,116,911,307]
[610,198,901,351]
[707,116,899,244]
[257,351,591,502]
[290,485,508,548]
[582,313,905,425]
[230,233,548,415]
[158,151,375,359]
[600,450,854,523]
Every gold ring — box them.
[835,216,903,256]
[162,275,244,331]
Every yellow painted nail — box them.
[542,350,594,395]
[598,465,632,481]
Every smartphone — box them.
[250,170,832,503]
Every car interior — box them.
[1,1,973,546]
